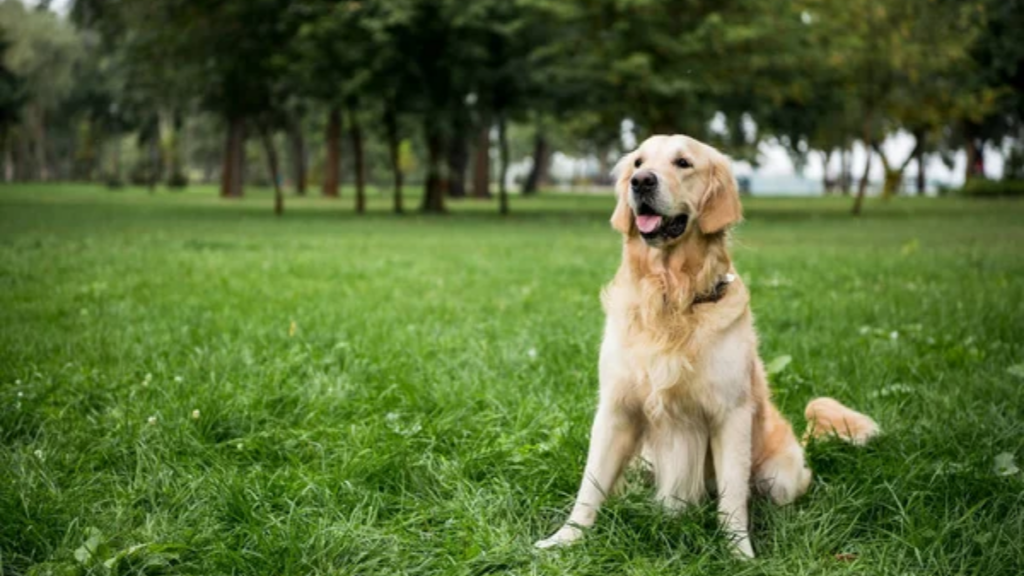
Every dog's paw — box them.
[534,525,583,549]
[731,536,755,559]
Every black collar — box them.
[692,273,735,306]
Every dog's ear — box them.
[610,152,636,236]
[698,150,742,235]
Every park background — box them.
[2,1,1023,575]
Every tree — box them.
[0,32,26,181]
[113,0,299,200]
[1,1,81,180]
[804,0,987,212]
[958,0,1024,182]
[289,0,402,211]
[521,121,550,195]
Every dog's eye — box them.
[634,158,642,168]
[674,158,692,169]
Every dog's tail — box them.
[803,397,879,446]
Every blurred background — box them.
[0,0,1022,212]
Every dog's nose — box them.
[631,170,657,194]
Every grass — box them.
[1,184,1023,576]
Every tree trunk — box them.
[819,149,832,194]
[2,130,12,183]
[522,131,549,195]
[872,143,894,200]
[916,152,926,195]
[873,139,921,200]
[148,135,160,192]
[447,131,469,197]
[384,105,404,214]
[498,112,510,216]
[913,129,926,196]
[220,121,233,197]
[471,117,491,198]
[349,106,366,214]
[165,111,185,186]
[258,122,284,216]
[597,146,612,185]
[288,114,307,195]
[31,105,49,181]
[110,135,122,185]
[220,117,245,198]
[840,145,852,195]
[16,131,30,182]
[965,135,985,181]
[322,106,341,198]
[202,150,215,184]
[421,120,446,213]
[852,145,872,216]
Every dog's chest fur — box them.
[600,274,754,427]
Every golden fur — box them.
[536,135,879,557]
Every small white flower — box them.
[33,449,44,460]
[15,379,22,385]
[889,331,899,341]
[236,443,244,450]
[174,376,183,383]
[17,391,23,398]
[858,326,871,335]
[142,373,152,387]
[527,348,538,360]
[147,416,157,425]
[191,409,201,420]
[994,452,1019,477]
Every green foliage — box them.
[2,186,1024,574]
[0,31,25,133]
[0,2,81,111]
[958,178,1024,198]
[3,0,1024,203]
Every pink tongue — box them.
[636,214,663,234]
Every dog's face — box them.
[610,135,742,247]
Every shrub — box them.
[129,162,155,186]
[166,172,189,190]
[958,178,1024,198]
[104,174,124,189]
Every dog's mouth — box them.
[635,203,689,240]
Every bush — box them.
[958,178,1024,198]
[129,162,156,186]
[166,172,189,190]
[104,173,124,189]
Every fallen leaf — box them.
[900,238,920,256]
[766,355,792,377]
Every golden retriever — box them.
[535,134,879,558]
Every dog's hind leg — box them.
[750,357,813,507]
[752,403,812,506]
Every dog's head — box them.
[610,135,742,247]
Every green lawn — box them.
[2,185,1023,576]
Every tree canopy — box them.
[0,0,1019,213]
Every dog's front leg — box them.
[535,403,640,549]
[711,405,755,558]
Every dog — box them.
[535,134,879,558]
